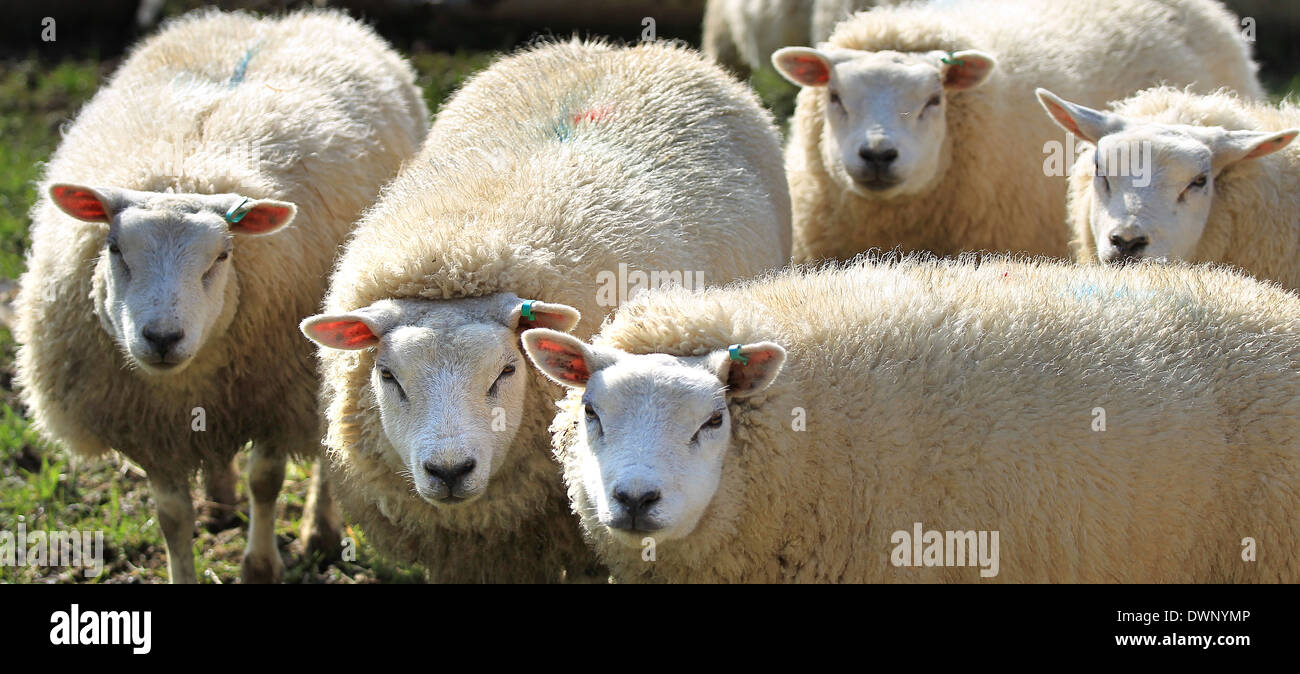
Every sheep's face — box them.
[773,46,996,199]
[1036,89,1298,264]
[48,185,294,374]
[522,330,784,547]
[301,295,580,508]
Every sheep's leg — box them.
[151,478,197,584]
[200,456,239,532]
[299,457,342,562]
[240,444,285,584]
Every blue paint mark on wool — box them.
[228,43,261,87]
[1066,283,1158,302]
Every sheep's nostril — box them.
[858,146,899,166]
[424,459,476,489]
[141,326,184,355]
[614,489,661,516]
[1109,233,1150,255]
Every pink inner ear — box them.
[51,185,108,222]
[311,320,377,349]
[1245,133,1297,160]
[231,204,292,234]
[783,55,829,86]
[1046,104,1084,139]
[534,338,589,382]
[944,58,991,91]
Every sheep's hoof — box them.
[199,506,240,533]
[300,523,342,565]
[240,552,284,584]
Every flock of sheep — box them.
[11,0,1300,584]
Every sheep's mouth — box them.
[132,353,193,374]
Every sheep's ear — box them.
[1212,128,1299,171]
[772,47,833,87]
[509,299,580,334]
[222,197,297,236]
[300,304,396,350]
[49,184,121,223]
[1035,88,1119,145]
[710,342,786,399]
[522,328,604,388]
[940,50,995,91]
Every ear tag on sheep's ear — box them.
[520,300,536,322]
[224,197,252,224]
[728,344,749,365]
[940,52,964,66]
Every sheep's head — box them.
[522,330,784,547]
[1037,89,1298,264]
[774,45,995,199]
[302,295,579,508]
[48,184,295,374]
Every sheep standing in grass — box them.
[525,257,1300,583]
[13,10,429,583]
[300,39,790,582]
[1038,87,1300,290]
[774,0,1263,262]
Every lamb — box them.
[13,9,429,583]
[299,39,790,583]
[524,256,1300,583]
[1038,86,1300,290]
[773,0,1263,262]
[702,0,884,79]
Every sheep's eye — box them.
[925,95,941,109]
[703,411,724,429]
[379,367,395,381]
[500,364,515,376]
[1095,164,1109,193]
[107,242,121,255]
[584,403,598,420]
[1189,174,1208,190]
[829,91,841,106]
[215,250,230,263]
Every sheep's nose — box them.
[141,326,184,356]
[613,488,662,518]
[424,458,476,490]
[858,145,899,167]
[1109,232,1150,256]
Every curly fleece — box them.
[316,39,790,582]
[552,256,1300,582]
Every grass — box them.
[2,32,1296,583]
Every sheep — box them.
[299,39,791,583]
[13,9,429,583]
[1038,86,1300,290]
[702,0,882,79]
[773,0,1264,263]
[524,256,1300,583]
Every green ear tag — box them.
[940,52,965,66]
[224,197,252,224]
[728,344,748,365]
[521,300,535,321]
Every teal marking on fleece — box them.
[1066,283,1158,302]
[228,42,262,87]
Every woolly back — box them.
[553,255,1300,579]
